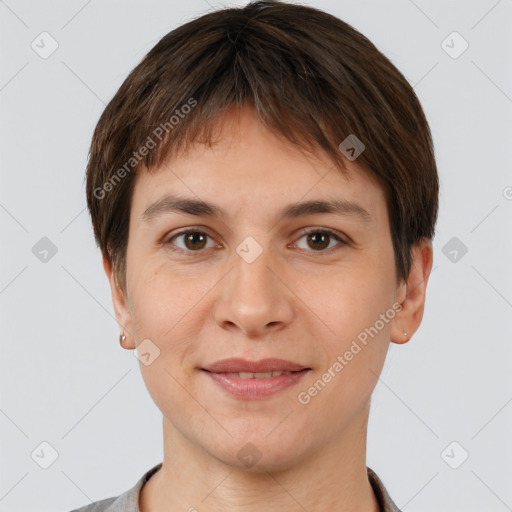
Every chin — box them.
[206,430,306,473]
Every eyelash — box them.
[162,226,349,255]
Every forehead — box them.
[130,107,388,227]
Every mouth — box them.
[200,358,311,399]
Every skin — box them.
[103,105,433,512]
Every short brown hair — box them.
[86,0,439,293]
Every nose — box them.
[213,244,294,338]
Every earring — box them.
[403,331,407,337]
[119,333,127,347]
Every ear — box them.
[390,238,434,344]
[102,255,136,349]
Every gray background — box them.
[1,0,511,510]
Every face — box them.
[105,106,431,471]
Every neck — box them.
[140,405,380,512]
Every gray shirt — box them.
[68,463,401,512]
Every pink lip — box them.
[201,358,311,400]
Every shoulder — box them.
[67,496,118,512]
[367,466,402,512]
[66,462,163,512]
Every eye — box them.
[164,228,218,252]
[163,227,349,255]
[293,228,348,253]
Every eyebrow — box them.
[142,194,372,224]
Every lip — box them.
[201,358,311,400]
[202,358,309,373]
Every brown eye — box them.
[165,229,215,252]
[295,228,347,253]
[306,232,330,251]
[182,232,208,250]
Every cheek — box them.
[303,258,394,406]
[304,261,393,339]
[128,269,204,416]
[128,257,192,337]
[127,263,211,378]
[300,282,392,431]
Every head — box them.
[86,1,437,470]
